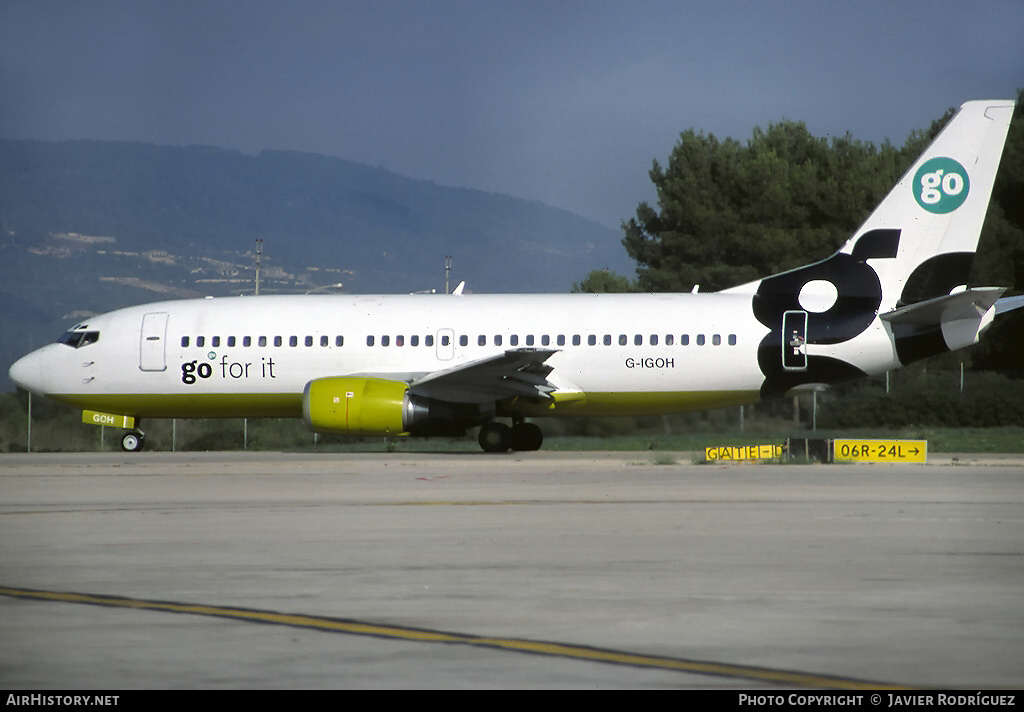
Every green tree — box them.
[571,269,639,293]
[621,113,961,293]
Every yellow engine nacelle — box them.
[302,377,425,435]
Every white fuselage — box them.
[10,290,901,420]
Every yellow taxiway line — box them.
[1,585,905,689]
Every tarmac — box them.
[1,450,1022,689]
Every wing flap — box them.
[409,348,558,403]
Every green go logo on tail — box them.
[914,157,969,214]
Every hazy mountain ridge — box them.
[0,139,628,284]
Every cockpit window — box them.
[58,330,100,348]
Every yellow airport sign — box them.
[82,410,136,429]
[833,439,927,463]
[705,444,785,462]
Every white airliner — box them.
[8,100,1019,452]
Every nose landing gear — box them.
[120,429,146,452]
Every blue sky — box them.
[1,0,1021,228]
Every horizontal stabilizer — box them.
[995,294,1024,316]
[880,287,1005,326]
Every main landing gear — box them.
[120,428,146,452]
[478,421,543,453]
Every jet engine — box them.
[302,377,429,435]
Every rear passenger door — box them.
[781,310,808,371]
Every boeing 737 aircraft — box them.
[8,100,1018,452]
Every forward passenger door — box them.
[139,312,169,372]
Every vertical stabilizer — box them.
[843,100,1015,311]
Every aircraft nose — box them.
[9,350,45,394]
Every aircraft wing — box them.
[343,348,559,404]
[408,348,558,403]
